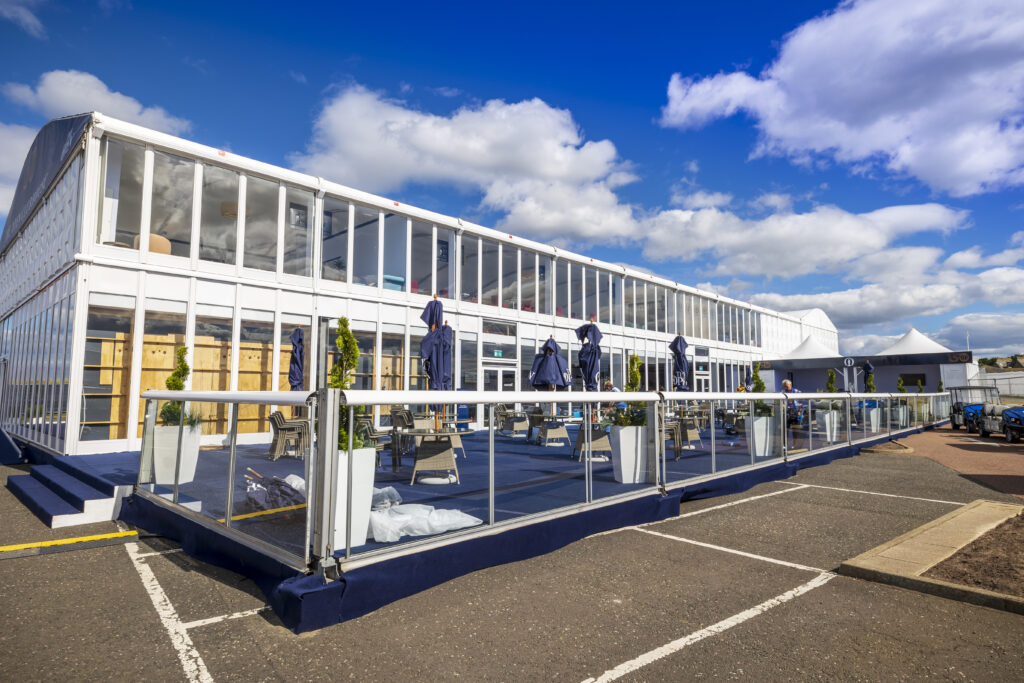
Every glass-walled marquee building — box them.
[0,113,838,456]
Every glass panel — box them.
[199,165,239,264]
[80,305,134,441]
[461,237,479,303]
[520,339,535,392]
[243,176,279,271]
[137,310,187,438]
[96,138,144,248]
[278,322,311,405]
[659,288,669,333]
[321,196,349,282]
[502,245,518,309]
[611,276,621,326]
[459,335,478,421]
[237,319,274,433]
[436,227,454,298]
[193,316,232,436]
[624,278,636,328]
[599,272,610,324]
[538,254,552,315]
[645,283,656,331]
[586,268,598,322]
[409,333,429,391]
[410,221,432,295]
[521,251,536,312]
[611,350,622,389]
[283,187,313,276]
[570,263,583,319]
[382,213,407,291]
[556,260,568,317]
[352,331,376,390]
[352,206,379,286]
[381,333,404,390]
[481,239,499,306]
[150,149,194,257]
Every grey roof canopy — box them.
[0,113,93,257]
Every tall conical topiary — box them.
[328,317,364,448]
[917,378,924,393]
[825,368,837,393]
[896,376,906,393]
[159,347,200,427]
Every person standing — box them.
[782,379,805,452]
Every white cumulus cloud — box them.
[290,84,638,243]
[672,189,733,210]
[0,121,37,217]
[3,70,191,135]
[935,312,1024,356]
[660,0,1024,196]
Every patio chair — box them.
[525,406,545,441]
[497,403,529,437]
[269,411,308,460]
[355,414,390,469]
[571,424,612,460]
[674,418,703,458]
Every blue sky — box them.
[2,0,1024,356]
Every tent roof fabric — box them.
[781,308,838,333]
[876,328,951,356]
[782,335,838,360]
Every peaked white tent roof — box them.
[782,335,837,360]
[876,328,951,356]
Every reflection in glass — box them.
[554,261,567,317]
[461,237,479,302]
[538,255,551,315]
[382,213,407,290]
[150,150,194,257]
[586,269,598,322]
[238,318,275,433]
[96,138,144,248]
[624,278,636,328]
[410,221,432,295]
[502,245,518,308]
[193,316,233,435]
[481,240,499,306]
[599,272,610,324]
[611,276,621,326]
[521,251,536,312]
[436,227,454,298]
[645,283,656,331]
[200,165,239,264]
[138,310,187,437]
[570,264,583,319]
[284,187,313,276]
[381,333,405,390]
[80,306,134,441]
[243,176,279,271]
[352,206,379,286]
[352,331,376,390]
[321,197,349,282]
[460,335,478,421]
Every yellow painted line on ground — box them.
[217,503,306,523]
[0,530,138,553]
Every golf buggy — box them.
[1000,406,1024,443]
[948,385,999,433]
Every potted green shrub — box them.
[608,354,652,483]
[328,317,375,548]
[895,376,910,427]
[863,368,881,432]
[746,362,775,457]
[817,369,841,442]
[153,347,202,485]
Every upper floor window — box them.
[321,197,349,282]
[243,175,279,271]
[150,150,194,258]
[96,138,144,249]
[199,164,239,264]
[283,187,313,276]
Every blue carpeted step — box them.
[30,465,109,511]
[7,474,80,526]
[51,457,121,496]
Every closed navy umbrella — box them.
[421,297,443,329]
[419,299,449,414]
[669,336,690,391]
[530,337,571,389]
[744,366,753,391]
[288,327,305,391]
[575,321,602,392]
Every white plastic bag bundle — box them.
[368,503,482,543]
[283,474,306,494]
[371,486,402,510]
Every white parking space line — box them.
[633,528,828,574]
[650,483,810,525]
[780,481,965,506]
[134,548,184,559]
[181,606,271,630]
[124,541,213,683]
[581,572,835,682]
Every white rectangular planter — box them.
[609,425,649,484]
[868,407,880,433]
[895,405,909,428]
[332,447,377,550]
[746,416,773,458]
[819,410,840,443]
[153,425,201,485]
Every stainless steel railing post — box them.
[345,405,354,561]
[172,400,187,504]
[224,403,239,528]
[488,404,495,526]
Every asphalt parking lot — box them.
[2,427,1024,681]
